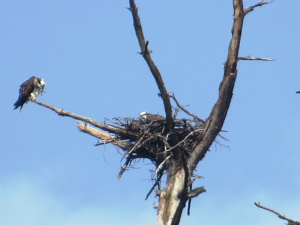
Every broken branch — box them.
[77,121,133,151]
[238,56,274,61]
[187,186,206,199]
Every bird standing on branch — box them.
[13,76,46,110]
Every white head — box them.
[40,79,46,87]
[139,111,147,119]
[33,78,46,97]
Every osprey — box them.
[13,76,46,110]
[140,112,165,121]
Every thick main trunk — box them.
[157,167,187,225]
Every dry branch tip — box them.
[244,0,274,15]
[254,202,300,224]
[238,56,275,61]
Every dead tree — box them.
[31,0,274,224]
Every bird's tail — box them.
[13,99,22,110]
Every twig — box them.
[244,0,274,15]
[151,133,171,150]
[169,93,205,124]
[118,157,131,180]
[121,135,155,161]
[217,133,229,141]
[238,56,274,61]
[154,154,173,174]
[214,138,230,150]
[165,129,203,152]
[123,132,148,158]
[145,170,164,200]
[118,155,139,180]
[192,174,204,179]
[254,202,300,225]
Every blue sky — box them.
[1,1,300,224]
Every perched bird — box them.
[139,112,165,121]
[13,76,46,110]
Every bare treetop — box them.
[28,0,275,224]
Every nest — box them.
[110,115,204,166]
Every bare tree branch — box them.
[125,132,148,156]
[77,121,114,141]
[77,121,133,151]
[32,99,139,140]
[117,155,140,180]
[28,1,275,224]
[188,0,273,173]
[145,169,164,200]
[165,129,202,152]
[187,0,244,172]
[244,0,274,15]
[254,202,300,225]
[128,0,175,136]
[187,186,206,199]
[238,56,275,61]
[155,154,173,174]
[169,93,205,124]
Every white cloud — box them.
[0,174,155,225]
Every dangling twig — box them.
[118,155,139,180]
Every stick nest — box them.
[109,116,204,165]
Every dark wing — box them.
[296,91,300,94]
[147,113,165,121]
[153,114,166,120]
[13,76,36,110]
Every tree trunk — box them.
[157,165,187,225]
